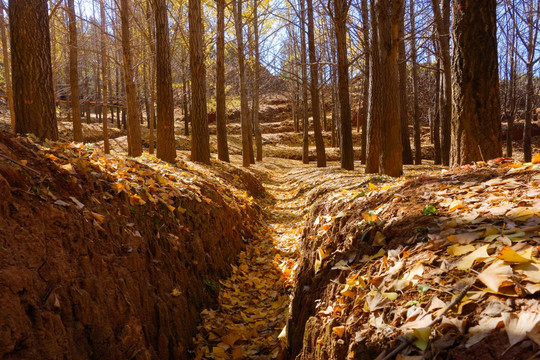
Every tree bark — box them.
[67,0,83,142]
[216,0,230,162]
[252,0,263,161]
[398,0,413,165]
[233,0,252,167]
[0,10,14,130]
[9,0,57,140]
[154,0,176,162]
[334,0,354,170]
[360,0,369,165]
[300,0,309,164]
[100,0,109,154]
[409,0,421,164]
[120,0,142,156]
[189,0,210,163]
[305,0,326,167]
[451,0,501,166]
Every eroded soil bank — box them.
[0,131,264,359]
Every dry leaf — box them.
[332,326,345,338]
[502,311,540,346]
[478,259,513,291]
[456,245,490,270]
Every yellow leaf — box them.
[457,244,490,270]
[447,244,476,256]
[368,183,377,190]
[373,231,386,246]
[231,347,243,359]
[129,194,145,206]
[484,227,500,237]
[448,200,464,212]
[171,288,182,297]
[532,153,540,164]
[86,211,105,223]
[478,259,513,291]
[166,204,175,212]
[447,232,481,244]
[332,326,345,338]
[221,333,241,347]
[212,346,228,358]
[507,207,538,222]
[362,212,378,223]
[498,247,532,264]
[413,327,431,350]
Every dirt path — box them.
[191,158,389,359]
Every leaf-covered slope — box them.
[0,131,263,359]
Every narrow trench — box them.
[193,162,308,360]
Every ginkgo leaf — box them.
[212,346,228,358]
[447,232,481,244]
[502,311,540,346]
[373,231,386,246]
[506,207,538,221]
[361,211,378,223]
[448,200,464,212]
[498,246,532,264]
[413,327,431,351]
[447,244,476,256]
[478,259,513,291]
[364,292,391,312]
[332,326,345,338]
[466,317,503,347]
[456,244,490,270]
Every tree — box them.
[306,0,326,167]
[100,0,110,154]
[233,0,252,167]
[397,1,413,165]
[409,0,421,164]
[216,0,230,162]
[252,0,263,162]
[154,0,176,162]
[300,0,309,165]
[9,0,57,140]
[119,0,142,156]
[333,0,354,170]
[67,0,83,142]
[0,9,14,130]
[451,0,501,166]
[189,0,211,163]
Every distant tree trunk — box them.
[433,54,442,164]
[307,0,326,167]
[252,0,263,161]
[67,0,83,139]
[154,0,176,162]
[398,1,412,165]
[507,34,517,157]
[9,0,57,140]
[216,0,230,162]
[409,0,421,164]
[451,0,501,166]
[360,0,369,164]
[182,54,189,136]
[189,0,210,163]
[431,0,451,165]
[100,0,109,154]
[366,2,381,174]
[0,10,14,130]
[120,0,142,156]
[300,0,309,164]
[233,0,252,167]
[334,0,354,170]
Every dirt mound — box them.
[285,160,540,359]
[0,131,262,359]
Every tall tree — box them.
[252,0,263,162]
[360,0,369,165]
[0,9,14,130]
[451,0,501,166]
[154,0,176,162]
[216,0,230,162]
[9,0,57,140]
[307,0,326,167]
[189,0,210,163]
[409,0,421,164]
[397,1,413,165]
[300,0,309,164]
[233,0,252,167]
[333,0,354,170]
[100,0,110,154]
[119,0,142,156]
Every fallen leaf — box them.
[413,327,431,351]
[332,326,345,338]
[478,259,513,291]
[502,311,540,346]
[498,246,532,264]
[456,244,490,270]
[466,317,503,347]
[447,244,476,256]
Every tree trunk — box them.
[360,0,369,165]
[398,0,412,165]
[67,0,83,142]
[9,0,57,140]
[334,0,354,170]
[433,55,442,164]
[306,0,325,167]
[120,0,142,156]
[189,0,210,163]
[100,0,109,154]
[252,0,263,161]
[431,0,451,165]
[154,0,176,162]
[300,0,309,165]
[216,0,230,162]
[451,0,501,166]
[409,0,421,164]
[0,10,14,130]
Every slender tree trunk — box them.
[398,0,412,164]
[189,0,210,163]
[307,0,326,166]
[366,1,381,173]
[252,0,263,161]
[451,0,501,166]
[360,0,369,164]
[154,0,176,162]
[216,0,230,162]
[300,0,309,164]
[67,0,83,142]
[334,0,354,170]
[507,36,516,157]
[410,0,421,164]
[9,0,57,140]
[100,0,109,153]
[433,55,442,164]
[0,10,14,130]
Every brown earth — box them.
[0,131,264,359]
